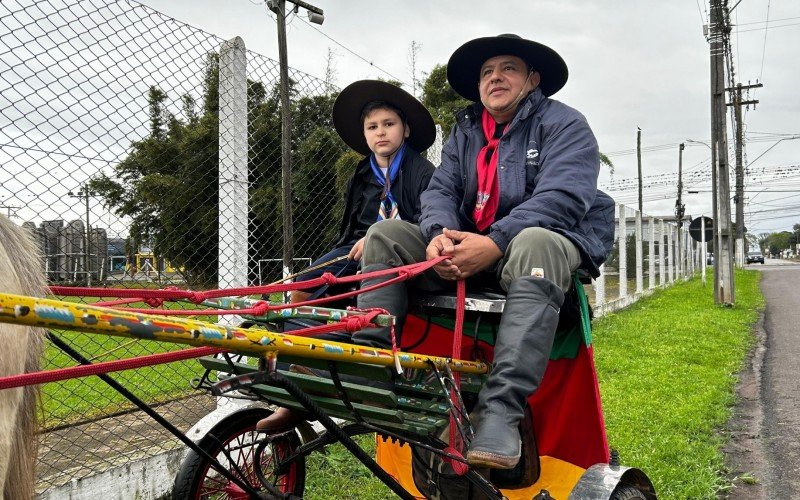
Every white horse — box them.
[0,214,46,499]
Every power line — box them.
[695,0,708,31]
[736,22,800,33]
[760,0,771,81]
[1,142,120,164]
[735,15,800,26]
[296,16,412,88]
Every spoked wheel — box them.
[609,485,649,500]
[173,408,306,499]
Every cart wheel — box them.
[173,408,306,499]
[609,485,648,500]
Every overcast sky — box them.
[132,1,800,234]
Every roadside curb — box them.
[723,310,768,499]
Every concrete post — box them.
[618,204,627,299]
[667,224,674,284]
[635,209,643,294]
[659,219,666,287]
[596,264,606,309]
[218,38,249,298]
[648,217,656,290]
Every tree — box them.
[421,63,469,138]
[92,53,344,287]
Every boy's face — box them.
[363,108,410,157]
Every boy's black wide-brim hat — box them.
[333,80,436,156]
[447,33,568,102]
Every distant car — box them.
[747,251,765,264]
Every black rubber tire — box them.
[172,407,306,499]
[609,485,649,500]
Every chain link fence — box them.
[592,203,699,316]
[0,0,353,493]
[1,0,703,495]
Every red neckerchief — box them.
[473,108,506,231]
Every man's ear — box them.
[404,124,411,139]
[528,71,541,91]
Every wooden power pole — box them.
[710,0,735,305]
[728,81,762,267]
[676,143,685,276]
[269,0,324,281]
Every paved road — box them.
[728,259,800,498]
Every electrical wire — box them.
[760,0,770,81]
[735,15,800,26]
[296,16,412,88]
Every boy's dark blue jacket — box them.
[334,147,435,248]
[420,88,615,277]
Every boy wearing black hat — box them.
[288,80,436,304]
[258,80,436,432]
[356,35,615,469]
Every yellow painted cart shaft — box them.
[0,292,488,375]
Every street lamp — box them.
[67,186,94,285]
[686,137,720,294]
[685,138,711,149]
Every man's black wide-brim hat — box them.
[447,33,569,102]
[333,80,436,157]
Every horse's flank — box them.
[0,214,46,499]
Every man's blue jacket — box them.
[420,88,615,277]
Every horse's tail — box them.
[0,215,46,500]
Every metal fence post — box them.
[635,209,643,294]
[618,204,627,299]
[648,216,656,290]
[218,37,249,293]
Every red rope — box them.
[0,346,225,390]
[94,298,150,307]
[445,279,468,474]
[48,257,446,316]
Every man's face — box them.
[478,55,540,116]
[363,107,410,157]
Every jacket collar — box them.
[455,87,547,132]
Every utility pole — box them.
[637,127,642,214]
[727,81,762,267]
[676,143,685,277]
[268,0,324,282]
[709,0,735,305]
[0,205,19,218]
[68,186,93,286]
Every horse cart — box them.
[0,256,656,499]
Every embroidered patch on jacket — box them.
[530,267,545,278]
[525,148,540,168]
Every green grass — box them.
[298,271,762,498]
[41,332,202,428]
[41,296,216,428]
[594,269,762,498]
[303,435,390,499]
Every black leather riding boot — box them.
[352,263,408,348]
[466,276,565,469]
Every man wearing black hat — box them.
[357,34,615,469]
